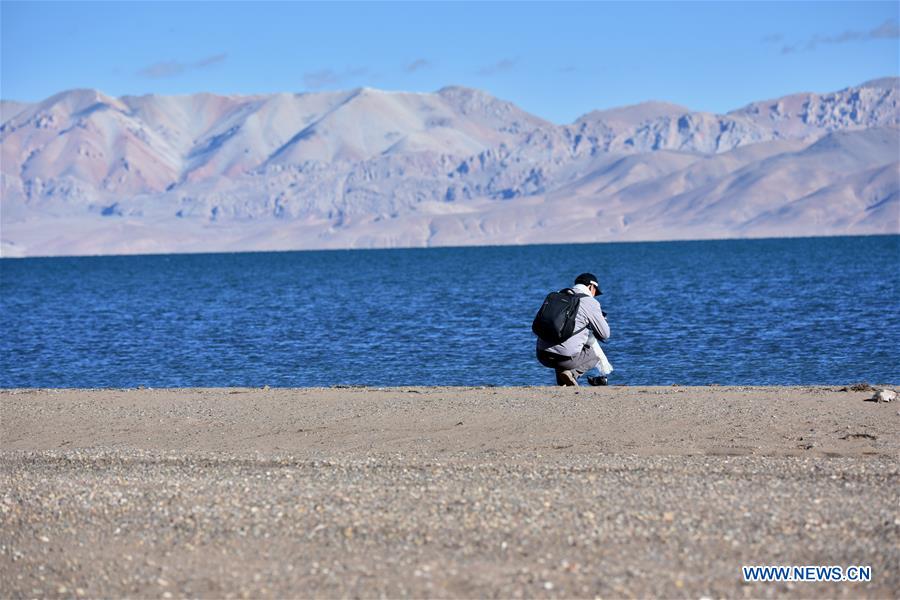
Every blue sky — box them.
[1,1,898,123]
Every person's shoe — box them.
[587,375,608,386]
[556,370,579,386]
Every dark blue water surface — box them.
[1,236,898,387]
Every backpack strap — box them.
[560,287,590,299]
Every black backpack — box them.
[532,288,589,344]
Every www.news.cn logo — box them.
[742,565,872,582]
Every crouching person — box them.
[533,272,611,386]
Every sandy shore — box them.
[2,386,898,598]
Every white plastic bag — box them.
[586,335,613,377]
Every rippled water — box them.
[1,236,898,387]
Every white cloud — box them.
[137,53,227,79]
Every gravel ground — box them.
[2,386,898,598]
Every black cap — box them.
[574,272,602,295]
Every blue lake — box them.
[1,236,898,387]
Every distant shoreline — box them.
[1,232,897,260]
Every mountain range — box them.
[1,77,898,257]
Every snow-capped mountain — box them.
[1,78,897,257]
